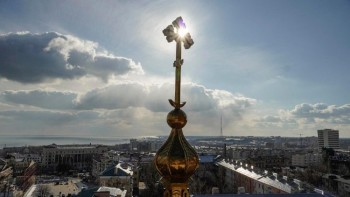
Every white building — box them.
[24,154,41,163]
[42,144,108,171]
[291,153,321,167]
[317,129,340,150]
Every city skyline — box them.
[0,1,350,137]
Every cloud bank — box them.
[288,103,350,124]
[0,32,143,83]
[0,75,256,136]
[0,31,257,136]
[0,83,256,113]
[8,31,346,137]
[252,103,350,136]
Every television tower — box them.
[220,114,223,137]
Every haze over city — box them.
[1,0,350,138]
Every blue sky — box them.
[0,0,350,138]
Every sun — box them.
[177,27,188,38]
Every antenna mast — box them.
[220,114,223,137]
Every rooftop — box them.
[100,163,133,177]
[96,186,127,197]
[218,160,300,193]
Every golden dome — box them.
[154,128,199,183]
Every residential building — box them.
[329,154,350,175]
[92,155,116,178]
[129,139,162,152]
[0,158,13,197]
[41,144,108,172]
[15,161,36,192]
[318,129,340,150]
[218,160,303,194]
[98,163,133,196]
[24,154,41,163]
[247,155,289,171]
[292,153,321,167]
[94,186,127,197]
[322,174,350,197]
[190,154,219,194]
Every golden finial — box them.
[154,16,199,197]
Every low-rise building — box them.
[218,160,303,194]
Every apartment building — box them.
[42,144,108,171]
[292,153,321,167]
[318,129,340,150]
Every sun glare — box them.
[178,27,188,38]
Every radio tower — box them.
[220,114,223,137]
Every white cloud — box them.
[252,103,350,137]
[287,103,350,124]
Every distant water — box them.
[0,135,134,148]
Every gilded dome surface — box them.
[154,128,199,183]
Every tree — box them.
[321,147,335,173]
[139,163,163,197]
[338,164,350,176]
[36,185,52,197]
[106,178,122,188]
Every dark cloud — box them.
[253,115,298,132]
[76,83,147,110]
[0,110,75,125]
[0,83,255,136]
[0,83,255,122]
[256,115,283,123]
[76,111,100,121]
[0,32,143,83]
[76,83,255,113]
[0,110,105,135]
[1,90,77,110]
